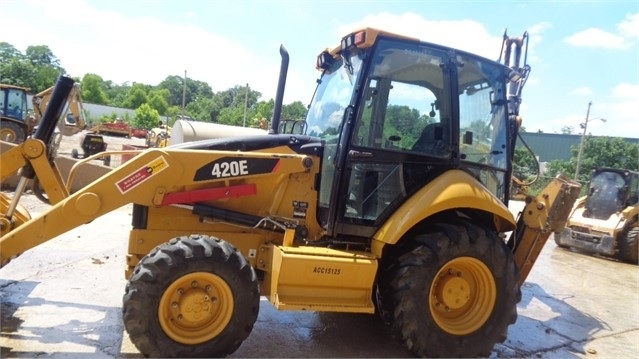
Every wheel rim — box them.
[158,272,234,344]
[429,257,496,335]
[0,128,17,142]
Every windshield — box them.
[584,170,628,219]
[306,54,362,140]
[306,52,363,207]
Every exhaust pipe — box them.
[270,45,289,134]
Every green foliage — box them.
[280,101,307,120]
[103,81,131,108]
[381,105,432,149]
[0,58,36,88]
[513,146,538,180]
[157,75,213,107]
[98,112,120,124]
[133,104,160,129]
[546,136,639,184]
[0,42,23,63]
[81,74,109,105]
[0,44,64,92]
[122,83,149,109]
[25,45,62,68]
[146,89,169,114]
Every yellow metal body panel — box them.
[1,147,319,266]
[512,175,581,286]
[566,199,638,238]
[371,169,516,257]
[262,245,377,313]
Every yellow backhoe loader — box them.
[31,82,88,137]
[0,84,34,143]
[0,28,581,357]
[0,81,87,144]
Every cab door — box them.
[333,43,453,238]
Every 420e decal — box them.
[194,157,280,181]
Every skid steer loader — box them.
[556,167,639,264]
[0,28,581,357]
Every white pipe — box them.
[170,120,267,145]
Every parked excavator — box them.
[0,28,581,357]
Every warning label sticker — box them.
[116,156,168,194]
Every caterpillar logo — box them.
[194,157,280,181]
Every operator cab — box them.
[584,168,639,220]
[0,85,29,121]
[304,29,521,237]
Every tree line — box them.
[0,42,308,130]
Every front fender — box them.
[371,169,515,256]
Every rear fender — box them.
[371,169,515,257]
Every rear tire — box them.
[377,218,520,357]
[0,121,26,144]
[123,235,260,357]
[617,226,638,264]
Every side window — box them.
[354,79,446,156]
[458,57,507,169]
[7,89,25,119]
[0,89,5,116]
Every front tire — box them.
[123,235,260,357]
[617,226,638,264]
[377,218,520,357]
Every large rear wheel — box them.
[123,235,260,357]
[0,121,26,144]
[377,218,520,357]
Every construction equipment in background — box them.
[145,123,172,148]
[0,84,35,143]
[0,28,581,358]
[556,167,639,264]
[0,82,88,145]
[32,83,88,137]
[88,117,133,137]
[71,133,110,166]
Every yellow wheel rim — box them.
[158,272,234,344]
[0,129,17,142]
[429,257,496,335]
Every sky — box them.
[1,0,638,138]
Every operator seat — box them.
[412,123,446,156]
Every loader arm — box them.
[508,175,581,286]
[1,148,314,266]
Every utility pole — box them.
[574,101,606,181]
[243,83,249,127]
[181,70,187,118]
